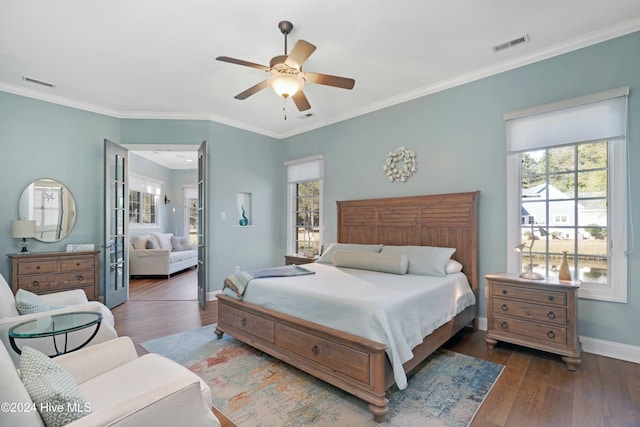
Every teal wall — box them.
[0,31,637,348]
[282,32,640,346]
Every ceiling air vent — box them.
[299,113,314,119]
[492,34,530,52]
[22,76,56,88]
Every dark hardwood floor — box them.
[112,273,640,427]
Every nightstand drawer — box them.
[493,315,567,345]
[493,284,567,306]
[493,298,567,325]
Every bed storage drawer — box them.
[277,323,370,384]
[219,304,276,343]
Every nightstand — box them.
[284,255,315,265]
[484,272,582,371]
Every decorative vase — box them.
[239,205,249,226]
[559,251,572,281]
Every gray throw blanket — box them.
[222,265,315,299]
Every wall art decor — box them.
[383,146,417,182]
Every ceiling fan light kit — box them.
[216,20,355,118]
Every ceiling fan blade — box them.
[303,72,355,90]
[285,40,316,69]
[292,91,311,111]
[216,56,270,72]
[234,80,269,100]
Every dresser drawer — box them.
[493,298,567,325]
[18,271,95,293]
[493,315,567,346]
[61,258,95,272]
[17,260,59,275]
[277,323,370,384]
[219,304,275,343]
[493,284,567,306]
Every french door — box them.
[103,140,128,308]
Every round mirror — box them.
[18,178,77,242]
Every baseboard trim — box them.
[477,316,640,364]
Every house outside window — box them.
[505,87,628,303]
[286,156,323,257]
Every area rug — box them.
[141,325,503,427]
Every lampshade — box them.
[11,219,36,238]
[268,73,304,99]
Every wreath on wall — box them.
[383,146,417,182]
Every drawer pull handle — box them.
[548,295,554,301]
[240,318,246,327]
[32,280,39,287]
[501,290,507,295]
[501,304,508,311]
[547,311,556,319]
[76,262,81,266]
[76,275,84,281]
[547,331,556,339]
[311,345,319,355]
[500,321,508,329]
[36,265,41,270]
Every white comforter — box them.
[240,263,476,390]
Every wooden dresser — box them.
[484,272,582,371]
[8,251,100,301]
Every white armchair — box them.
[0,336,220,426]
[0,274,117,367]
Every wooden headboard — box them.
[336,191,480,298]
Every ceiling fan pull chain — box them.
[283,98,288,120]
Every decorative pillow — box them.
[20,346,91,426]
[145,234,160,249]
[332,250,408,275]
[15,289,59,315]
[171,235,191,251]
[380,245,456,277]
[445,259,463,274]
[316,243,383,264]
[130,235,150,250]
[151,233,173,251]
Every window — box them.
[183,186,198,244]
[129,174,162,228]
[505,87,628,303]
[286,156,323,257]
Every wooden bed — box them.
[215,191,480,422]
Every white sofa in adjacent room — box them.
[129,233,198,278]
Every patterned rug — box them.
[140,325,503,427]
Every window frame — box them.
[285,155,323,257]
[128,174,162,229]
[505,88,628,303]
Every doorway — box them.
[123,144,204,303]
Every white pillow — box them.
[316,243,383,264]
[332,250,408,275]
[380,245,456,277]
[151,233,173,251]
[15,289,59,315]
[445,259,463,274]
[171,235,191,251]
[20,346,92,426]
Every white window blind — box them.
[286,156,323,183]
[505,86,629,153]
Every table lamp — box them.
[11,219,36,254]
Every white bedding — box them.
[239,262,476,390]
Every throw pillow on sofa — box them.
[171,236,191,251]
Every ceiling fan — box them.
[216,21,355,114]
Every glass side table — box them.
[8,311,102,357]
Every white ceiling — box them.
[1,0,640,141]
